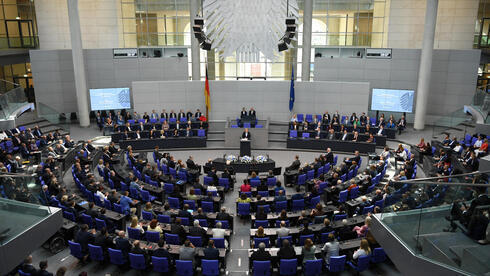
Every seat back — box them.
[289,130,297,138]
[353,255,370,271]
[142,210,153,221]
[129,253,146,270]
[362,205,374,215]
[292,199,305,211]
[157,214,171,223]
[113,203,124,214]
[267,177,277,186]
[310,196,321,208]
[371,247,387,263]
[95,218,107,230]
[253,260,271,276]
[202,259,219,276]
[254,237,270,248]
[152,256,169,273]
[108,248,126,265]
[258,190,269,197]
[183,199,196,210]
[168,197,180,209]
[297,174,306,185]
[210,238,225,248]
[127,227,141,240]
[198,129,206,137]
[80,213,93,227]
[333,214,347,221]
[238,203,250,216]
[146,231,161,243]
[298,234,315,246]
[279,259,297,275]
[250,179,261,187]
[215,220,229,229]
[306,170,315,180]
[164,183,174,194]
[63,211,76,222]
[202,201,214,213]
[176,260,194,276]
[275,200,287,212]
[187,235,203,247]
[349,186,359,199]
[302,132,310,138]
[165,233,181,245]
[254,220,269,228]
[338,190,348,203]
[327,255,346,272]
[304,259,323,276]
[68,240,83,259]
[177,217,190,226]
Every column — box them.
[207,49,216,80]
[190,0,201,80]
[67,0,90,127]
[301,0,313,81]
[414,0,438,130]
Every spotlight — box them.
[287,32,296,39]
[194,17,204,26]
[177,52,184,57]
[283,36,291,44]
[286,25,296,32]
[285,18,296,25]
[278,42,288,52]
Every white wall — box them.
[35,0,121,50]
[388,0,479,49]
[131,81,370,121]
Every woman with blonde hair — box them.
[353,216,371,237]
[352,239,371,262]
[130,216,145,234]
[255,226,265,238]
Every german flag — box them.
[204,66,211,119]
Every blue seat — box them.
[276,236,293,247]
[275,220,290,227]
[129,253,146,270]
[165,233,181,245]
[80,213,93,227]
[326,255,346,273]
[267,177,276,186]
[141,190,156,202]
[130,187,140,199]
[375,199,385,209]
[120,182,128,192]
[183,199,196,210]
[254,237,270,248]
[253,260,271,276]
[187,235,203,247]
[88,244,104,262]
[371,248,387,264]
[104,199,112,210]
[177,217,190,226]
[211,238,225,248]
[152,256,170,273]
[320,231,336,243]
[316,166,324,177]
[218,178,230,189]
[362,205,374,215]
[289,130,298,138]
[216,220,230,229]
[349,186,359,199]
[149,179,159,187]
[176,260,194,276]
[95,218,107,230]
[113,203,124,214]
[157,214,171,223]
[279,259,297,275]
[204,176,213,186]
[146,231,161,243]
[168,197,180,209]
[63,211,76,222]
[254,220,269,228]
[297,114,304,122]
[340,174,346,182]
[244,122,251,128]
[169,168,177,179]
[333,214,347,221]
[127,227,141,240]
[198,219,208,227]
[250,179,261,187]
[304,259,323,276]
[258,190,269,198]
[164,183,174,194]
[292,199,305,211]
[198,129,206,137]
[238,203,250,216]
[202,259,219,276]
[142,210,153,221]
[305,170,314,182]
[297,174,306,186]
[338,190,348,203]
[310,196,321,208]
[275,200,287,212]
[302,132,310,139]
[202,201,214,213]
[298,234,315,246]
[68,240,84,259]
[347,255,370,273]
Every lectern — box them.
[240,139,251,157]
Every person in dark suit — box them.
[240,107,248,118]
[153,239,173,261]
[189,219,208,244]
[37,260,53,276]
[325,148,334,164]
[131,240,149,264]
[178,109,186,120]
[169,110,177,119]
[203,239,220,261]
[184,127,193,137]
[241,128,251,140]
[277,239,296,263]
[208,167,219,185]
[115,230,132,257]
[397,115,406,134]
[160,109,168,120]
[186,110,193,120]
[326,128,336,140]
[195,109,203,119]
[216,207,233,228]
[75,224,95,256]
[377,125,385,136]
[299,222,314,236]
[340,129,349,141]
[250,242,272,263]
[287,155,301,171]
[171,218,187,243]
[249,108,256,119]
[20,255,37,275]
[93,227,113,252]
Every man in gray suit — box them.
[276,221,290,237]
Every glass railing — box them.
[37,102,70,133]
[0,80,28,120]
[378,171,490,275]
[471,85,490,123]
[0,35,38,49]
[0,173,51,207]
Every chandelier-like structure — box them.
[203,0,299,63]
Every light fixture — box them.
[15,16,20,20]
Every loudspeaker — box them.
[286,25,296,32]
[315,53,322,58]
[201,41,212,50]
[177,53,184,57]
[154,49,162,57]
[193,25,202,32]
[194,18,204,26]
[285,18,296,25]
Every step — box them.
[207,133,224,139]
[208,130,225,135]
[206,138,225,142]
[269,133,287,140]
[268,139,286,143]
[268,131,288,135]
[18,118,49,128]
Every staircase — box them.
[268,121,288,148]
[15,110,70,137]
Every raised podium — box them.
[240,139,251,157]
